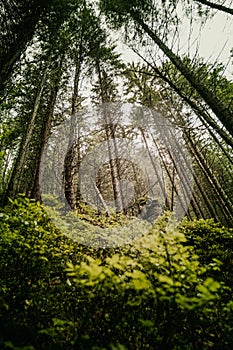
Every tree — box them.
[192,0,233,15]
[0,0,47,96]
[100,0,233,136]
[126,59,233,149]
[5,52,65,201]
[92,49,125,213]
[63,2,107,209]
[2,0,81,200]
[0,0,83,98]
[124,62,233,225]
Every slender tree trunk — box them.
[64,56,83,209]
[5,53,64,202]
[185,146,223,221]
[139,127,169,209]
[171,166,175,212]
[150,131,204,219]
[5,61,49,200]
[166,128,221,220]
[91,178,110,214]
[155,90,231,222]
[130,10,233,136]
[194,0,233,15]
[196,114,233,165]
[152,136,192,220]
[29,56,64,200]
[105,120,125,212]
[127,65,233,148]
[170,111,233,224]
[0,1,46,96]
[184,129,233,224]
[157,68,233,148]
[0,149,11,194]
[96,61,125,212]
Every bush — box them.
[0,196,82,349]
[0,197,232,349]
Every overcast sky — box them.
[181,11,233,76]
[116,8,233,78]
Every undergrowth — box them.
[0,196,232,349]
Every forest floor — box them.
[0,196,233,350]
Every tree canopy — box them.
[0,1,233,348]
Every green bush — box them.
[0,196,82,349]
[0,197,232,349]
[66,216,231,349]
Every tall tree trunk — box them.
[159,124,221,220]
[64,56,83,209]
[96,61,125,212]
[105,119,125,212]
[185,145,223,221]
[139,127,169,209]
[152,135,192,220]
[0,0,46,96]
[28,56,64,200]
[150,131,205,219]
[194,0,233,15]
[91,178,110,214]
[184,129,233,224]
[130,10,233,136]
[5,61,49,200]
[127,61,233,148]
[153,66,233,148]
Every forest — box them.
[0,0,233,349]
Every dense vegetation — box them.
[0,197,233,349]
[0,0,233,349]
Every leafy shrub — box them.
[0,197,232,349]
[179,218,233,348]
[0,196,83,349]
[67,216,230,349]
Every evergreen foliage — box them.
[0,1,233,348]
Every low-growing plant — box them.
[0,197,232,349]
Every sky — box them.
[181,10,233,76]
[116,6,233,78]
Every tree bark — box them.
[184,129,233,224]
[139,127,169,209]
[129,10,233,137]
[0,0,46,96]
[96,61,125,212]
[194,0,233,15]
[5,53,64,202]
[152,135,192,220]
[64,57,83,209]
[29,56,64,200]
[5,61,49,200]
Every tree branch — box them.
[194,0,233,15]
